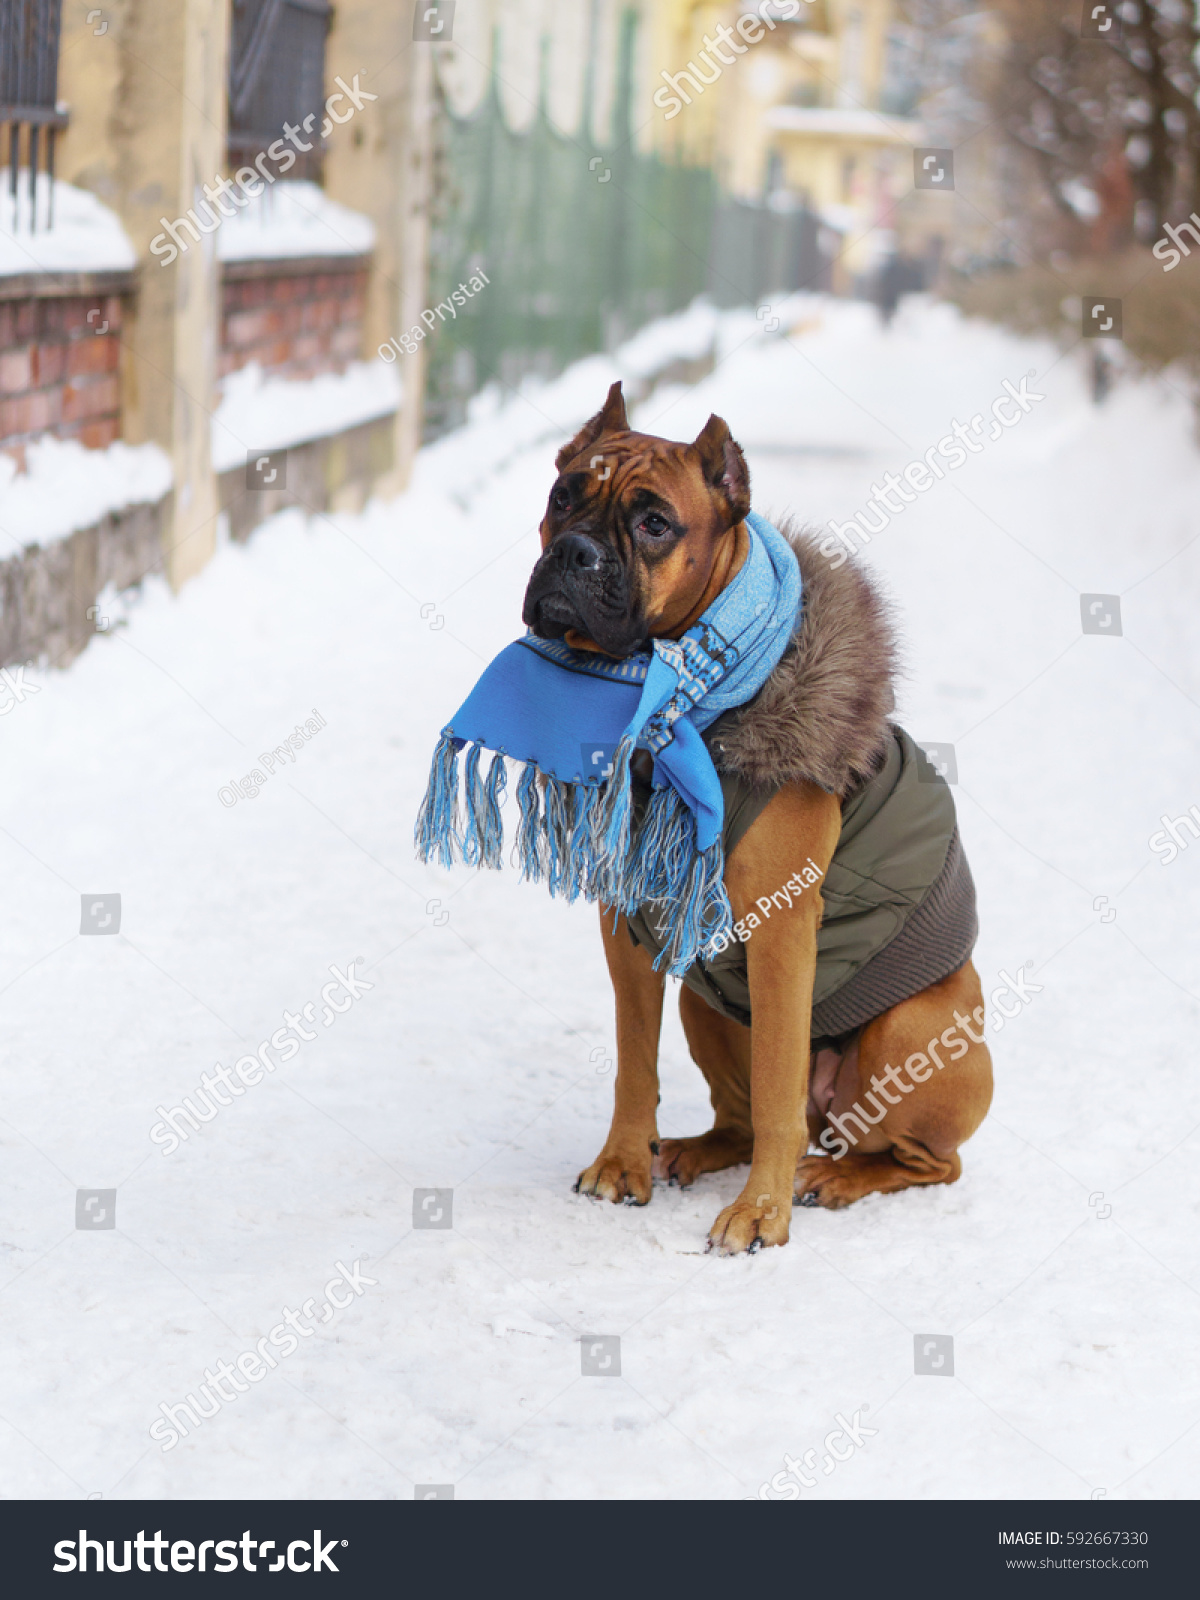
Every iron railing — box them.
[228,0,331,183]
[0,0,68,232]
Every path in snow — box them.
[2,297,1199,1500]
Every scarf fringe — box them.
[594,735,634,872]
[651,843,733,974]
[458,746,507,869]
[514,762,545,881]
[419,738,733,975]
[544,777,575,899]
[414,732,461,869]
[474,750,507,869]
[461,744,484,868]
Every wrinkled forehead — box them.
[557,433,702,509]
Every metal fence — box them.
[0,0,67,232]
[422,9,716,437]
[422,8,835,439]
[707,197,832,309]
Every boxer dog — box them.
[522,383,992,1254]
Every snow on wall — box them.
[0,435,172,554]
[211,359,401,473]
[0,174,373,274]
[216,182,376,263]
[0,173,136,277]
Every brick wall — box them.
[0,291,125,454]
[219,258,368,382]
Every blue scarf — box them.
[415,512,802,974]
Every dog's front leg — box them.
[575,905,664,1206]
[708,782,841,1253]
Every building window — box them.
[0,0,69,231]
[228,0,332,183]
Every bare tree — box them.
[975,1,1200,253]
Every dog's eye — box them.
[551,486,571,513]
[638,511,670,538]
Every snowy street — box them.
[3,296,1199,1500]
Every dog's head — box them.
[521,381,751,658]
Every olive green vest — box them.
[625,726,969,1037]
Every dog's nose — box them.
[552,532,605,573]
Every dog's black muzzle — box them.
[522,532,643,657]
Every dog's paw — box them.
[653,1129,753,1187]
[793,1155,855,1210]
[706,1190,790,1255]
[575,1153,652,1206]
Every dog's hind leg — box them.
[794,1142,962,1210]
[795,960,993,1210]
[653,986,755,1186]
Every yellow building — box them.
[643,1,920,287]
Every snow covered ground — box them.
[2,296,1199,1501]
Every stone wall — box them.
[0,403,397,670]
[217,413,395,545]
[0,495,169,670]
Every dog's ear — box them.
[555,381,629,470]
[691,413,751,526]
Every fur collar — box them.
[711,518,898,798]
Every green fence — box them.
[420,11,835,438]
[422,11,717,436]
